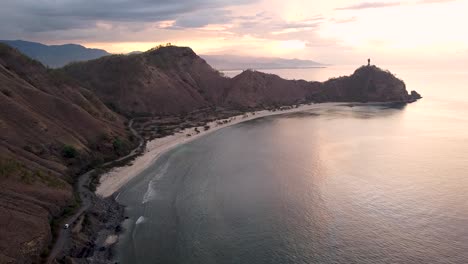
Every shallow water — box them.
[116,66,468,263]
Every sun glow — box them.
[319,0,468,57]
[79,0,468,63]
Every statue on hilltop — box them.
[367,58,371,66]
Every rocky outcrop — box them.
[410,90,422,101]
[317,65,420,103]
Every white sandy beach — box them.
[96,103,325,197]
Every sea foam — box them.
[135,216,146,225]
[142,161,170,204]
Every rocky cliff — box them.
[317,65,420,103]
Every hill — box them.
[62,46,231,116]
[224,70,322,108]
[63,45,421,116]
[318,65,422,103]
[0,43,133,263]
[0,40,110,68]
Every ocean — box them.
[115,65,468,263]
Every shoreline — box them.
[96,103,331,198]
[91,100,414,263]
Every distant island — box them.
[200,54,325,71]
[0,40,325,71]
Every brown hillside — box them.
[0,44,132,263]
[63,46,421,116]
[226,70,322,108]
[62,46,230,116]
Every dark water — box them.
[116,66,468,263]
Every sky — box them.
[1,0,467,64]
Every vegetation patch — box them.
[0,159,23,178]
[62,145,78,159]
[0,159,66,188]
[34,170,67,189]
[89,168,105,192]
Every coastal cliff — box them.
[317,65,421,103]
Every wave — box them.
[135,216,146,225]
[142,161,170,204]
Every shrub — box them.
[113,138,123,151]
[62,145,78,159]
[113,137,130,155]
[89,168,104,192]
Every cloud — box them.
[0,0,330,53]
[171,9,233,29]
[335,2,401,10]
[0,0,256,35]
[225,12,324,39]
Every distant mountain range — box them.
[0,40,110,68]
[201,54,325,71]
[0,40,325,70]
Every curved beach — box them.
[96,103,325,197]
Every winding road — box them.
[47,119,144,263]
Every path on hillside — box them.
[47,119,144,263]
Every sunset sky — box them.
[2,0,467,64]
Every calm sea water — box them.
[116,66,468,263]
